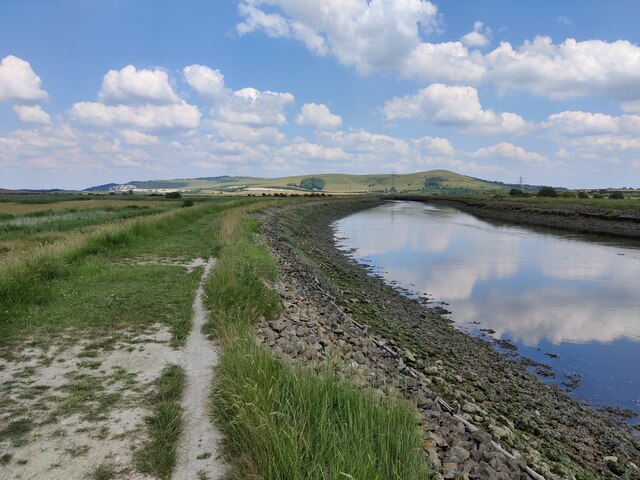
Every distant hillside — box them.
[84,183,120,192]
[89,170,513,194]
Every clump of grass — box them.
[0,418,33,446]
[214,339,429,479]
[134,364,186,479]
[87,463,117,480]
[206,203,429,479]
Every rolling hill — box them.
[111,170,514,195]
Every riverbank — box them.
[391,195,640,239]
[263,198,640,479]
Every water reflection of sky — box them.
[334,201,640,413]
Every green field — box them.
[127,169,511,194]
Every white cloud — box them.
[216,87,294,126]
[277,142,347,161]
[183,64,227,99]
[120,129,160,145]
[13,105,51,124]
[556,16,572,25]
[99,65,180,105]
[296,103,342,129]
[542,111,640,141]
[236,0,438,75]
[471,142,548,164]
[485,37,640,100]
[383,83,527,134]
[69,101,201,131]
[208,120,285,144]
[461,21,491,48]
[413,136,454,156]
[0,55,48,101]
[236,4,640,102]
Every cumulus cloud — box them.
[296,103,342,129]
[471,142,548,164]
[413,136,454,156]
[277,142,347,161]
[485,37,640,100]
[0,55,48,101]
[461,21,491,48]
[183,64,227,99]
[13,105,51,124]
[236,3,640,102]
[383,84,527,134]
[69,101,201,131]
[119,129,160,145]
[99,65,180,105]
[621,100,640,114]
[236,0,438,75]
[543,111,621,136]
[216,87,294,126]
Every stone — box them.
[449,445,471,463]
[270,320,287,332]
[442,462,459,479]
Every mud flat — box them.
[263,198,640,479]
[393,196,640,239]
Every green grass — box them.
[125,169,508,194]
[0,205,172,240]
[205,203,429,479]
[134,364,186,480]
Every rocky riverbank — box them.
[392,196,640,239]
[260,198,640,480]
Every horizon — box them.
[2,1,640,190]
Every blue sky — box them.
[1,0,639,189]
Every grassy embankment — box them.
[203,201,429,479]
[0,197,240,478]
[1,194,428,479]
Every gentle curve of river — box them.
[334,201,640,415]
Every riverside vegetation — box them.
[1,192,638,479]
[0,193,428,479]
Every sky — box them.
[1,0,640,190]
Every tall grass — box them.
[0,200,239,320]
[205,204,429,479]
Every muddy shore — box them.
[262,198,640,479]
[391,196,640,239]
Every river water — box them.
[333,201,640,415]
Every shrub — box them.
[182,199,194,207]
[560,191,575,198]
[509,188,525,197]
[165,191,181,199]
[593,193,604,199]
[537,186,557,197]
[299,177,326,191]
[577,191,589,199]
[610,191,624,199]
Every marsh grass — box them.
[205,203,429,480]
[134,364,185,479]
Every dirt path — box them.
[173,258,226,480]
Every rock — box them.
[449,445,471,463]
[441,462,459,479]
[425,366,439,375]
[462,402,481,414]
[270,319,287,332]
[403,349,417,363]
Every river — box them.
[333,200,640,416]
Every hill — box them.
[105,170,513,195]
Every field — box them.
[0,193,428,479]
[122,169,511,194]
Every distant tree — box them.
[509,188,525,197]
[577,191,589,199]
[299,177,326,190]
[610,191,624,199]
[537,186,557,197]
[165,191,181,199]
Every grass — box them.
[134,364,186,479]
[205,203,429,479]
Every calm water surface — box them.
[334,201,640,414]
